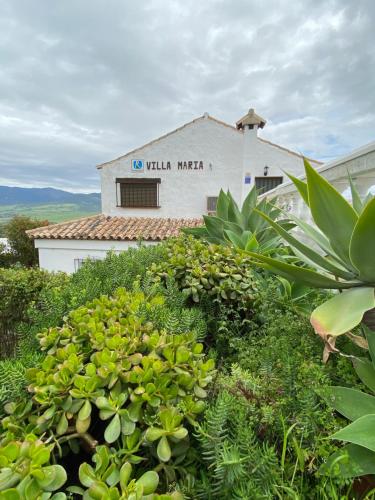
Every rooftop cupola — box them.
[236,108,266,131]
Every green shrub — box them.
[185,304,360,498]
[150,236,259,351]
[5,215,49,267]
[0,267,68,359]
[1,288,214,494]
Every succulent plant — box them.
[0,434,67,498]
[1,289,214,492]
[70,446,183,499]
[247,160,375,351]
[184,188,292,252]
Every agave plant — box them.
[246,160,375,479]
[319,325,375,478]
[246,160,375,350]
[184,187,292,253]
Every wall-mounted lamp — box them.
[264,165,269,176]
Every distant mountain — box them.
[0,186,101,210]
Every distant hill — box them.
[0,186,100,210]
[0,186,101,235]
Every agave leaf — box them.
[320,444,375,478]
[246,252,357,289]
[348,171,363,214]
[182,227,208,239]
[222,220,244,236]
[202,215,224,240]
[224,230,245,249]
[286,172,309,206]
[363,325,375,369]
[310,287,375,337]
[254,210,355,280]
[216,189,229,219]
[322,386,375,421]
[352,357,375,393]
[350,198,375,283]
[245,233,259,252]
[227,197,244,227]
[304,159,358,267]
[241,186,257,227]
[330,414,375,452]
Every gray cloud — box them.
[0,0,374,191]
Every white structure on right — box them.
[261,140,375,220]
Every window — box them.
[255,176,283,194]
[74,256,101,272]
[116,178,160,208]
[207,196,218,214]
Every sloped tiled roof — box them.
[26,215,202,241]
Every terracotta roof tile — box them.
[26,215,203,241]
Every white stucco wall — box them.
[35,239,156,274]
[99,115,317,218]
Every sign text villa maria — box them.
[131,159,204,172]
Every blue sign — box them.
[245,175,251,184]
[132,159,144,171]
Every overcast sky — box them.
[0,0,374,192]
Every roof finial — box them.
[236,108,266,130]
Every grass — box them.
[0,203,99,236]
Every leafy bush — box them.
[150,236,259,351]
[5,215,49,267]
[1,288,214,495]
[186,305,360,498]
[0,267,68,359]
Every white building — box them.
[28,108,321,273]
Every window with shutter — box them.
[116,178,161,208]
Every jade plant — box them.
[1,289,214,494]
[247,160,375,353]
[0,434,67,498]
[69,445,183,499]
[184,187,291,252]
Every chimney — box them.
[237,108,267,202]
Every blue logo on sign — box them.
[132,159,144,171]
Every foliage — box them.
[71,446,183,499]
[0,354,43,417]
[0,244,170,418]
[5,215,49,267]
[0,434,67,498]
[319,325,375,479]
[248,160,375,344]
[183,187,291,252]
[1,288,214,495]
[187,306,359,498]
[0,267,68,359]
[150,236,259,350]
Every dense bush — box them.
[188,309,359,498]
[0,267,68,359]
[150,236,260,349]
[5,215,49,267]
[0,288,214,497]
[0,244,170,417]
